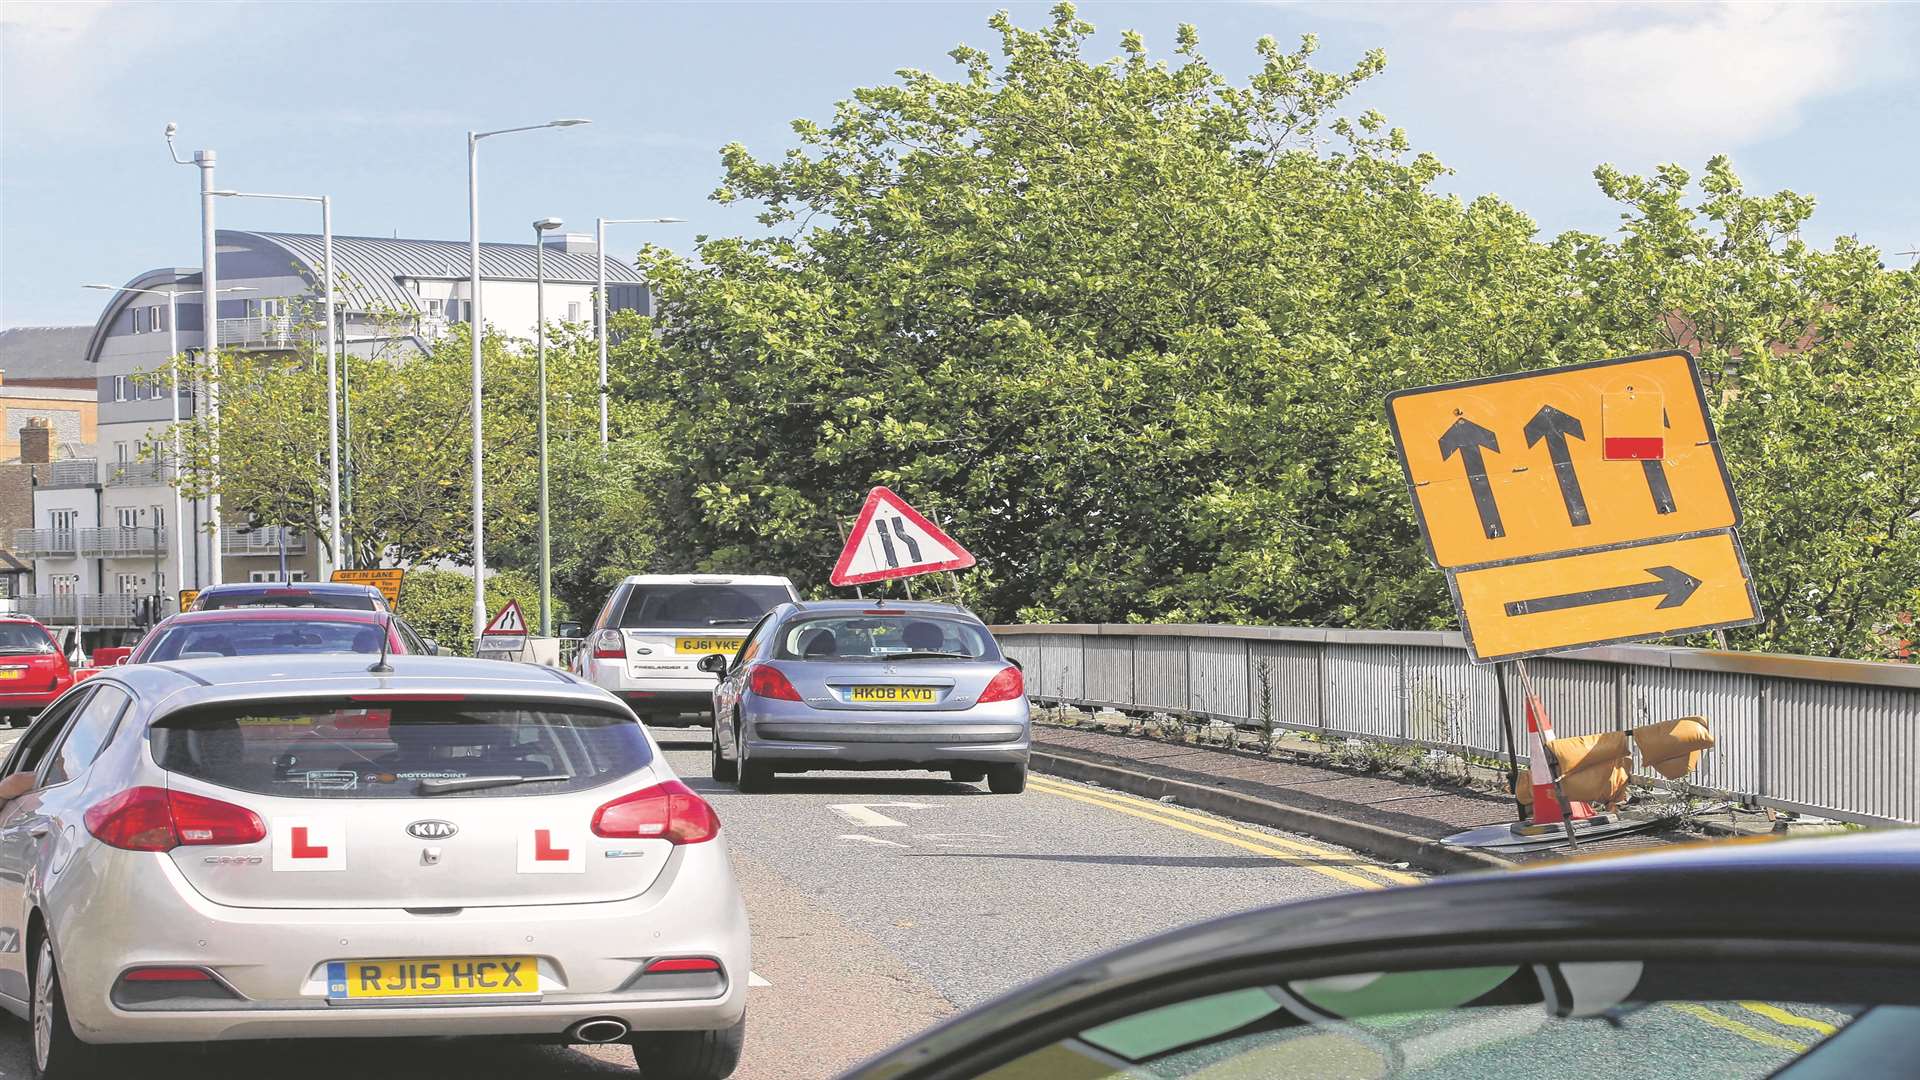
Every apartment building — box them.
[15,229,647,647]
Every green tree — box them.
[618,4,1918,658]
[395,568,543,656]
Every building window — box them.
[113,376,128,401]
[116,573,144,595]
[117,507,140,529]
[155,304,168,332]
[49,509,78,533]
[247,570,309,583]
[131,308,146,333]
[51,574,79,596]
[567,301,582,323]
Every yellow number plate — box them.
[849,685,938,704]
[676,637,744,655]
[0,670,21,681]
[327,956,538,1000]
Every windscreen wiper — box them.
[706,618,758,626]
[416,774,569,796]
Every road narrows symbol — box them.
[1504,565,1702,617]
[888,517,922,562]
[1523,405,1590,527]
[1438,417,1504,539]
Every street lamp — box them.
[212,189,342,579]
[84,281,255,605]
[164,122,225,585]
[532,217,564,637]
[466,117,590,643]
[595,216,684,449]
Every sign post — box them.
[1389,350,1761,850]
[830,486,975,589]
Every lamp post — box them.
[594,217,684,450]
[84,281,254,607]
[211,189,341,580]
[163,123,225,585]
[466,118,590,644]
[532,218,564,637]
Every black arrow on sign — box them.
[1640,408,1676,515]
[1438,417,1504,539]
[1504,565,1702,617]
[1523,404,1590,527]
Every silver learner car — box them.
[703,601,1031,794]
[0,655,748,1079]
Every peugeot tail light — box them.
[746,664,802,702]
[977,665,1025,704]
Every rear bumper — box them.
[47,835,750,1043]
[0,688,61,713]
[742,706,1031,769]
[576,661,716,710]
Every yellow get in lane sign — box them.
[1387,350,1739,570]
[1387,350,1761,664]
[1451,532,1759,663]
[331,568,405,605]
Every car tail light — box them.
[592,629,625,659]
[746,664,802,702]
[977,665,1025,703]
[122,967,214,982]
[591,780,721,844]
[645,957,722,973]
[85,787,266,851]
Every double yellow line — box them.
[1027,775,1422,891]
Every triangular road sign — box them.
[483,600,527,636]
[832,486,975,587]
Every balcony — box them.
[216,315,300,349]
[78,527,167,558]
[34,459,98,489]
[12,529,78,557]
[221,526,307,556]
[16,594,141,628]
[105,460,173,487]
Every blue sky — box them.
[3,1,1916,328]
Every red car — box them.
[128,608,434,663]
[0,615,74,725]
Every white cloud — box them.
[1322,2,1913,157]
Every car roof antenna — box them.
[367,611,396,674]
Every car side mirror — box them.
[697,653,729,675]
[422,638,441,656]
[557,621,582,639]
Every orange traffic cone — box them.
[1522,693,1596,827]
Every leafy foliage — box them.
[395,568,542,656]
[618,4,1918,658]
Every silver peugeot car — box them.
[702,600,1030,794]
[0,654,748,1079]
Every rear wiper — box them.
[886,651,974,660]
[416,774,568,796]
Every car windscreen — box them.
[199,590,378,611]
[152,698,652,800]
[774,615,998,661]
[136,619,389,661]
[0,623,55,655]
[616,584,790,629]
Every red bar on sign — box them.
[533,829,570,862]
[1603,436,1664,460]
[291,826,329,859]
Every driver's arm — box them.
[0,770,37,805]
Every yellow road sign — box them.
[1387,350,1738,570]
[1450,531,1760,663]
[331,568,405,605]
[178,589,199,611]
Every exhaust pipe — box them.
[570,1018,630,1044]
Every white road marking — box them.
[826,802,936,828]
[749,971,771,988]
[837,834,909,848]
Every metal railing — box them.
[78,527,167,557]
[992,624,1920,827]
[216,315,299,348]
[15,594,140,628]
[220,526,307,555]
[105,460,172,487]
[34,459,98,488]
[12,528,77,557]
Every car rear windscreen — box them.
[152,699,653,799]
[139,619,387,661]
[775,615,998,661]
[616,584,790,629]
[0,623,56,655]
[200,590,377,611]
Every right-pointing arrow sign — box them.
[1504,565,1702,618]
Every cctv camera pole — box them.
[166,125,224,587]
[533,219,558,637]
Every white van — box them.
[574,574,800,724]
